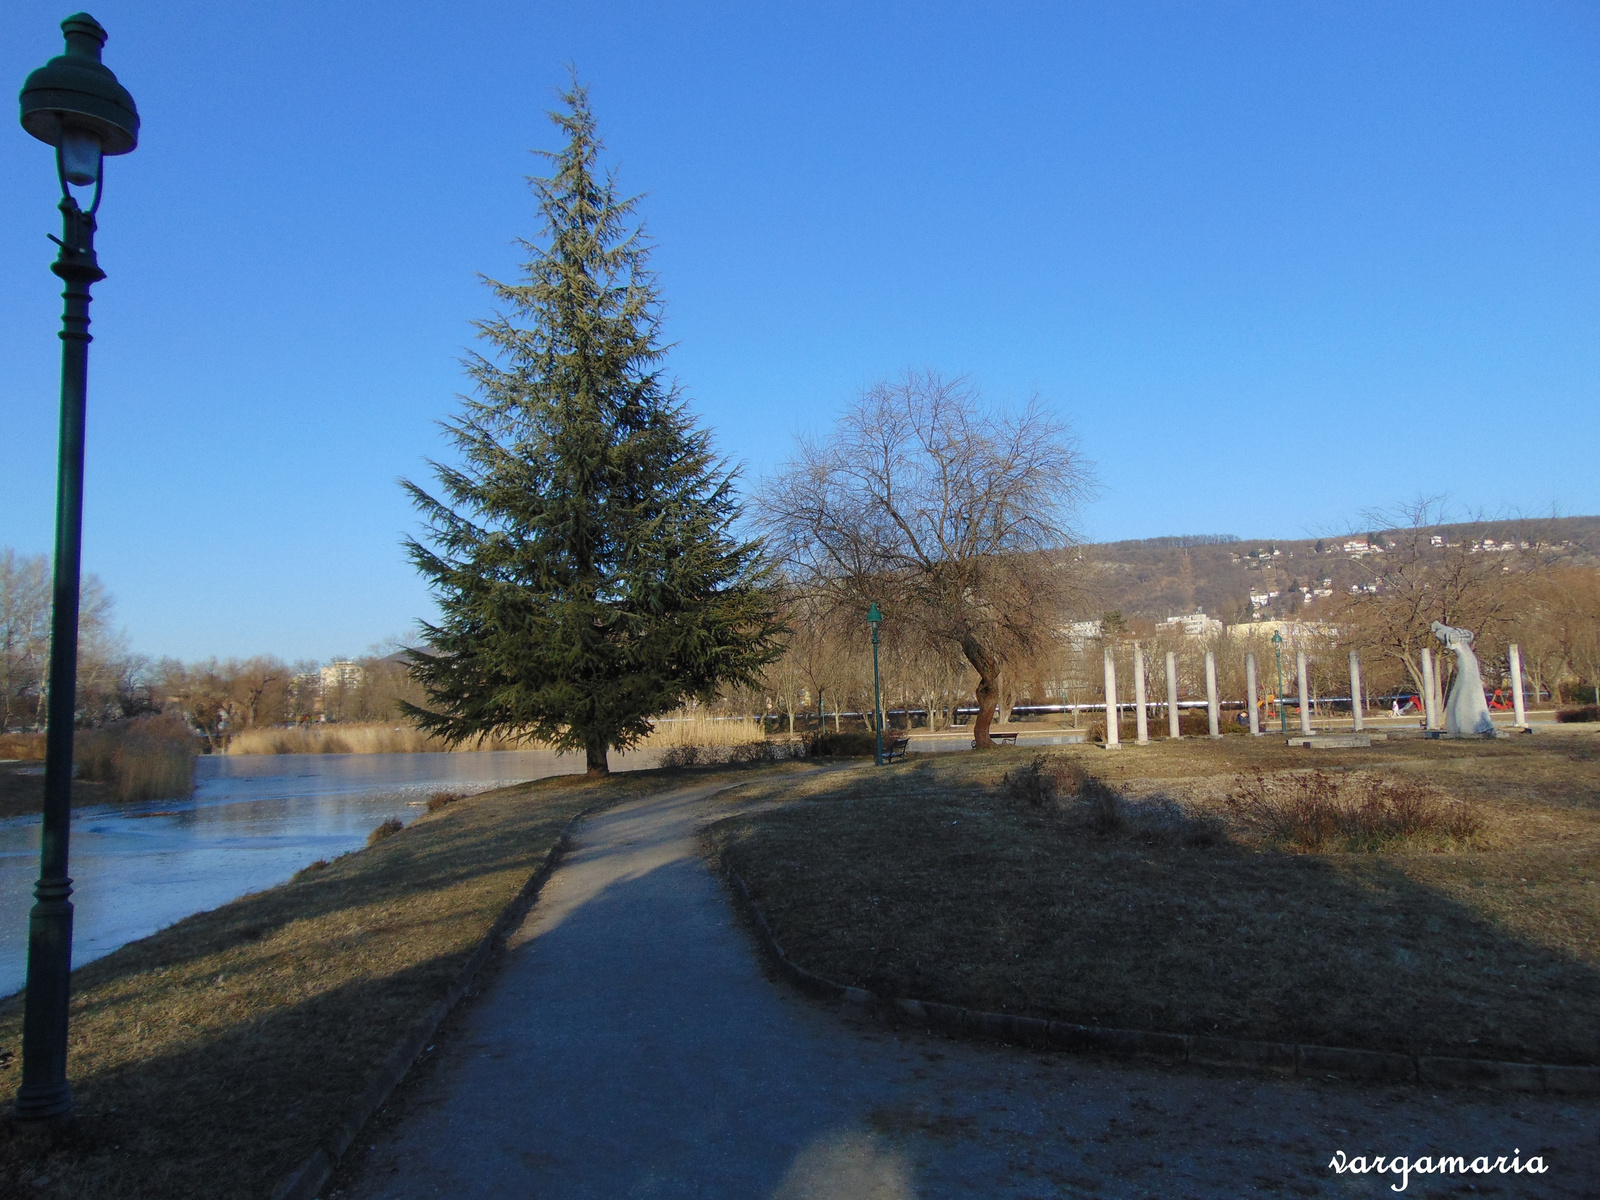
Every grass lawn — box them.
[707,733,1600,1068]
[0,769,675,1200]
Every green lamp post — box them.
[867,602,884,765]
[1271,630,1287,735]
[15,12,140,1126]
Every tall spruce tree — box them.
[402,83,781,775]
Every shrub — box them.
[75,713,198,803]
[1223,768,1486,852]
[426,790,464,812]
[1002,754,1090,807]
[658,741,807,768]
[366,817,404,846]
[807,731,880,758]
[1556,706,1599,724]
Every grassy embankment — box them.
[0,768,686,1200]
[708,733,1600,1066]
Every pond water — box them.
[0,748,658,998]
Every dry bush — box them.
[1001,755,1221,844]
[808,730,880,758]
[75,714,197,803]
[1223,768,1488,852]
[1556,706,1599,723]
[0,732,44,760]
[365,817,404,847]
[1002,754,1090,807]
[658,741,805,768]
[426,790,464,813]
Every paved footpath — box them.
[337,777,1598,1199]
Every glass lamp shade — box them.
[59,127,101,185]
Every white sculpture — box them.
[1431,621,1497,736]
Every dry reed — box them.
[225,723,532,756]
[75,714,197,803]
[637,711,768,748]
[0,732,44,761]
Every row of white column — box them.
[1101,642,1531,745]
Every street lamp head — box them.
[1271,630,1284,645]
[866,601,882,626]
[19,13,140,187]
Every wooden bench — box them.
[973,730,1019,747]
[884,736,910,761]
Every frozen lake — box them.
[0,747,657,997]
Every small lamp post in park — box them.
[1272,630,1287,735]
[867,602,884,766]
[15,12,140,1125]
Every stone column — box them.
[1296,649,1313,734]
[1133,642,1149,745]
[1103,645,1119,747]
[1205,650,1222,738]
[1509,643,1527,728]
[1246,652,1261,735]
[1349,649,1365,732]
[1166,651,1181,738]
[1420,648,1439,731]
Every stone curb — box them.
[726,869,1600,1096]
[268,804,599,1200]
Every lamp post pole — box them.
[1272,631,1287,735]
[868,602,884,766]
[16,13,139,1126]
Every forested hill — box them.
[1086,516,1600,626]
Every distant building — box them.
[1158,611,1224,638]
[321,660,365,693]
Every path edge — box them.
[726,868,1600,1096]
[267,802,600,1200]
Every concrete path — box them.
[337,777,1598,1199]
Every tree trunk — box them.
[960,635,1002,748]
[586,739,609,776]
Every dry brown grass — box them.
[0,770,661,1200]
[707,735,1600,1066]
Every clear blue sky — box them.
[3,2,1596,662]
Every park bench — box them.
[885,736,910,761]
[974,730,1019,747]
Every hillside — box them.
[1085,515,1600,625]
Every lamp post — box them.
[867,602,884,765]
[15,12,139,1126]
[1271,630,1286,735]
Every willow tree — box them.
[758,371,1094,747]
[403,83,781,774]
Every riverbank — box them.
[0,768,682,1199]
[707,736,1600,1068]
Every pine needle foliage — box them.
[402,82,781,774]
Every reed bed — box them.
[226,711,770,756]
[225,723,531,755]
[0,732,45,760]
[638,711,767,748]
[75,713,198,803]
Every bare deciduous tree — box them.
[1334,499,1546,696]
[758,371,1094,747]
